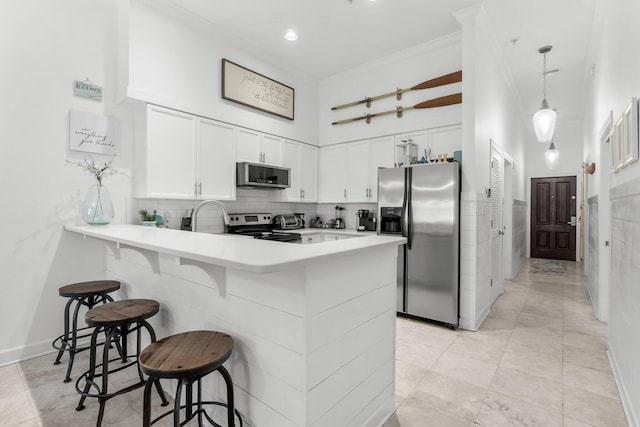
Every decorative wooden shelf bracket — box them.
[105,241,160,274]
[175,257,227,296]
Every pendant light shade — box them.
[533,46,556,143]
[534,99,557,143]
[545,142,559,170]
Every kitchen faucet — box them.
[191,200,230,233]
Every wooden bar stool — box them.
[139,330,242,426]
[52,280,122,383]
[75,299,169,426]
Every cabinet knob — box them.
[198,182,202,195]
[344,189,347,198]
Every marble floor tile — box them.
[564,417,597,427]
[564,385,628,427]
[394,359,430,399]
[383,390,475,427]
[412,371,487,421]
[499,345,563,383]
[395,337,445,369]
[563,363,620,400]
[0,390,38,426]
[0,364,26,400]
[506,327,564,359]
[475,391,563,427]
[564,330,608,354]
[563,344,612,373]
[431,351,498,388]
[515,311,563,332]
[489,364,564,414]
[447,333,508,364]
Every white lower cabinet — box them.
[282,140,318,202]
[146,105,235,199]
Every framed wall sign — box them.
[221,59,295,120]
[69,110,120,154]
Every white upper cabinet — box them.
[197,119,236,200]
[282,140,318,202]
[369,136,395,200]
[146,106,197,198]
[237,129,282,165]
[318,136,394,203]
[146,105,235,200]
[300,144,318,202]
[236,128,262,163]
[395,125,461,163]
[347,141,371,203]
[282,140,301,201]
[319,144,349,202]
[261,134,283,166]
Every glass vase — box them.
[82,183,114,225]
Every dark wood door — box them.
[531,176,577,260]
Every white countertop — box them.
[65,224,405,273]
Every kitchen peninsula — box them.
[65,224,405,427]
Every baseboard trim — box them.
[0,339,56,368]
[608,345,638,427]
[460,300,492,331]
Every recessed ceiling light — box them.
[284,29,298,41]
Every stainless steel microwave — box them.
[236,162,291,189]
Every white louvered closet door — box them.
[490,150,504,296]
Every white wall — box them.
[455,5,529,330]
[0,0,132,365]
[124,0,319,145]
[318,34,462,147]
[582,0,640,424]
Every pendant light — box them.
[545,141,559,169]
[533,46,556,143]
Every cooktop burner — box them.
[253,232,301,243]
[227,213,301,243]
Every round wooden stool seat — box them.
[140,331,233,380]
[58,280,121,298]
[140,331,241,426]
[85,299,159,328]
[53,280,121,383]
[76,299,168,426]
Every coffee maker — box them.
[333,206,345,229]
[356,209,376,231]
[293,212,305,228]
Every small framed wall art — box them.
[221,59,295,120]
[69,110,120,155]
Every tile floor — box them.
[0,258,630,426]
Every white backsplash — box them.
[316,203,378,230]
[132,191,378,233]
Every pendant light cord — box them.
[542,51,547,100]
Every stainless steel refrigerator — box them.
[378,162,460,328]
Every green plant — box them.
[138,210,156,222]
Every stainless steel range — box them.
[227,213,302,243]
